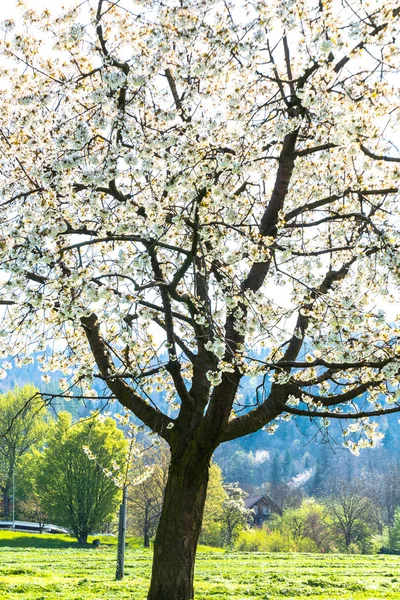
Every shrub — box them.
[235,528,296,552]
[296,536,319,553]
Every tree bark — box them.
[78,533,88,544]
[144,524,150,549]
[147,444,211,600]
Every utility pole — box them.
[116,484,127,580]
[12,469,15,531]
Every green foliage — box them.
[389,508,400,552]
[36,412,127,543]
[235,528,296,552]
[279,498,330,551]
[200,463,227,547]
[235,525,320,553]
[16,449,48,526]
[0,385,48,518]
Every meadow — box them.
[0,532,399,600]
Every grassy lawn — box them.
[0,532,399,599]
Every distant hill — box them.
[1,358,400,492]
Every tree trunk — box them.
[147,445,211,600]
[144,524,150,548]
[78,533,88,544]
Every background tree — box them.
[127,441,169,548]
[0,385,47,519]
[37,412,127,543]
[282,450,293,481]
[220,483,250,547]
[200,462,227,547]
[325,480,379,552]
[280,499,330,551]
[16,448,49,530]
[1,1,400,597]
[388,507,400,553]
[377,462,400,527]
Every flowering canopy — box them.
[1,0,400,455]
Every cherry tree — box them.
[1,0,400,598]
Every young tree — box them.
[200,462,227,546]
[1,0,400,597]
[127,441,169,548]
[0,385,47,519]
[280,498,330,551]
[220,483,250,547]
[38,412,127,543]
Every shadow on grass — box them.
[0,534,85,549]
[0,532,147,550]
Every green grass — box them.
[0,532,399,599]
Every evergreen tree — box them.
[282,449,292,481]
[270,454,282,486]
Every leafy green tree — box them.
[38,412,127,544]
[0,385,48,519]
[16,448,49,529]
[389,507,400,552]
[200,463,227,546]
[280,498,330,551]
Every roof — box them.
[245,495,267,509]
[244,494,281,513]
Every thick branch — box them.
[242,130,298,292]
[221,383,287,442]
[285,405,400,420]
[81,313,172,440]
[62,235,190,256]
[145,244,195,409]
[295,143,338,157]
[287,380,382,407]
[359,143,400,163]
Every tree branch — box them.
[285,405,400,420]
[285,187,397,223]
[295,143,338,157]
[81,313,172,440]
[242,130,299,293]
[359,143,400,163]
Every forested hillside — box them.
[2,359,399,499]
